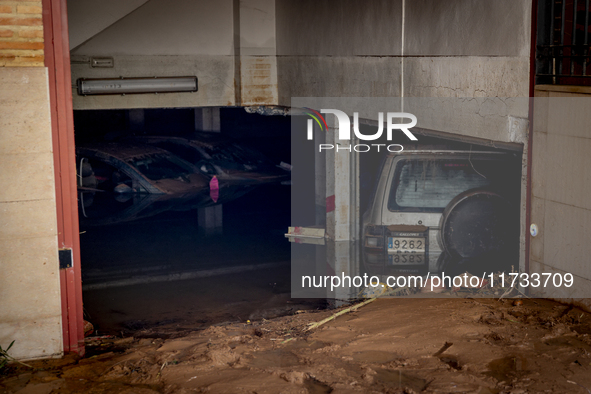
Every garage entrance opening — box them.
[289,112,524,301]
[358,126,524,292]
[74,107,322,338]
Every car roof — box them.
[130,134,230,150]
[76,142,175,161]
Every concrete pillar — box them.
[198,204,223,236]
[196,107,223,235]
[236,0,278,106]
[127,109,145,133]
[326,240,360,303]
[324,115,360,303]
[314,122,326,226]
[325,116,359,242]
[195,107,221,133]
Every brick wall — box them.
[0,0,44,67]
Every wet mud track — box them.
[3,297,591,393]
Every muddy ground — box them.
[2,297,591,394]
[81,264,321,338]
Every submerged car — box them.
[127,134,290,185]
[77,143,207,226]
[77,143,209,196]
[76,143,256,226]
[362,148,522,277]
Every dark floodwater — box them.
[80,184,321,336]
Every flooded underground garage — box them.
[3,1,591,393]
[74,107,323,337]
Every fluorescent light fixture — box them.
[77,76,198,95]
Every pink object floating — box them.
[209,176,219,203]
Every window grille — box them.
[536,0,591,85]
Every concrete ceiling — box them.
[69,0,234,56]
[68,0,150,50]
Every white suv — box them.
[362,149,521,277]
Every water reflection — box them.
[79,183,254,227]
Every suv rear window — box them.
[387,158,499,211]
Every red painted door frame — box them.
[525,0,538,277]
[42,0,85,355]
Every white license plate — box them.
[388,237,426,253]
[388,253,426,265]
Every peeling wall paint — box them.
[240,56,278,105]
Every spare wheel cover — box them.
[440,189,514,259]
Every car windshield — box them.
[388,158,501,210]
[154,141,204,164]
[199,143,266,167]
[127,154,192,181]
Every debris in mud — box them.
[483,332,505,343]
[306,297,378,331]
[2,298,591,393]
[438,355,462,370]
[432,341,453,357]
[303,375,332,393]
[83,320,94,337]
[363,270,533,300]
[479,311,506,325]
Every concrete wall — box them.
[0,0,62,360]
[69,0,279,109]
[69,0,236,109]
[67,0,149,50]
[402,0,531,142]
[530,87,591,308]
[70,0,532,128]
[276,0,403,102]
[0,66,63,360]
[276,0,532,141]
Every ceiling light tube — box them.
[77,76,198,95]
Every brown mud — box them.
[2,297,591,393]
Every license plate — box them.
[388,237,426,253]
[388,253,425,265]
